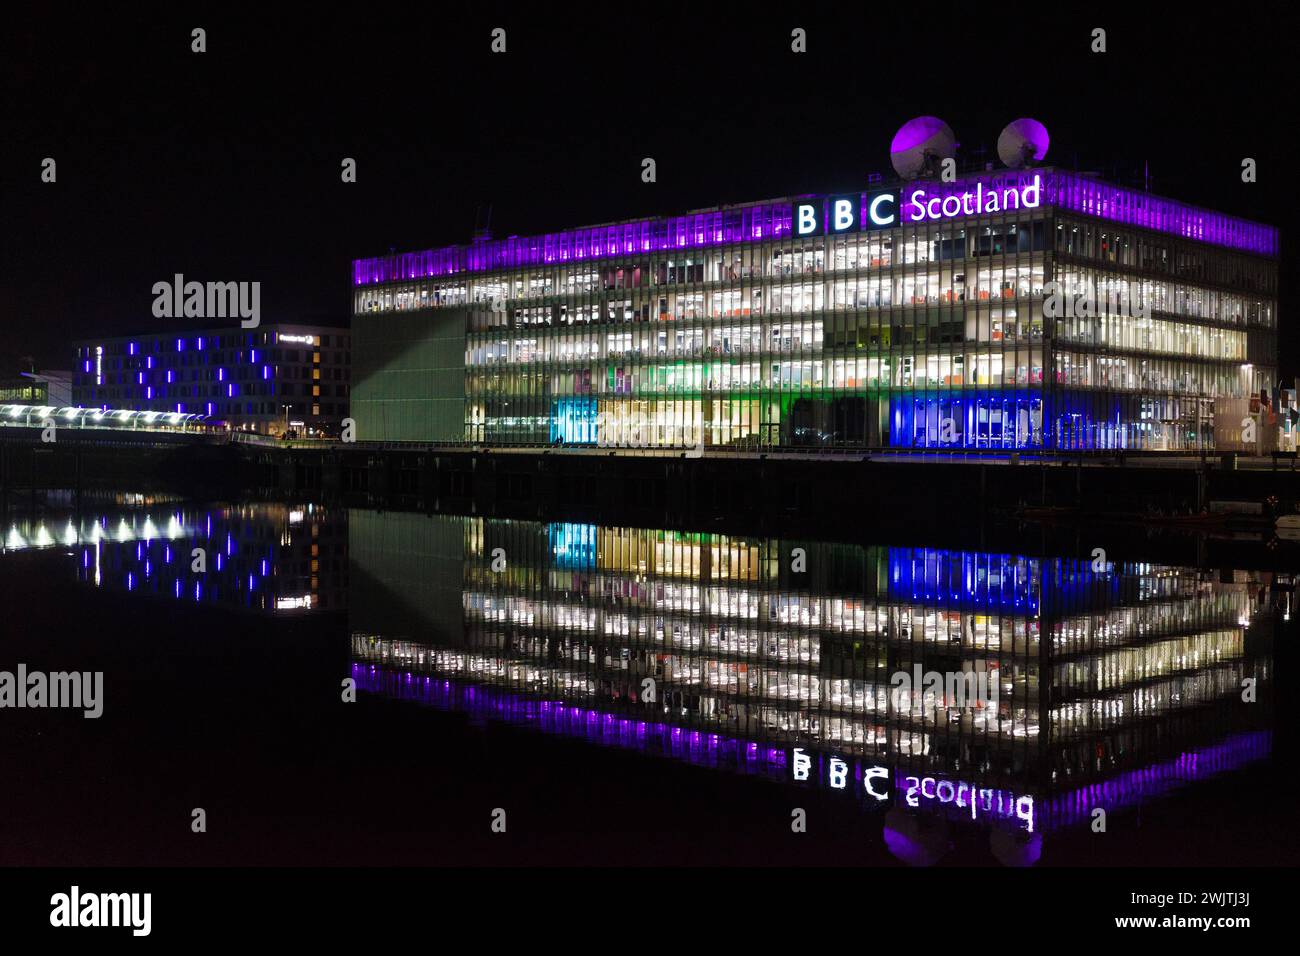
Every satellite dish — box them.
[997,118,1050,168]
[890,116,958,180]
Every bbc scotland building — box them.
[350,168,1281,454]
[72,324,352,436]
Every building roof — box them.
[352,167,1277,288]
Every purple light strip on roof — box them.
[901,171,1277,256]
[353,202,793,287]
[352,172,1276,287]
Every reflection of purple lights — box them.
[354,171,1274,287]
[351,663,788,779]
[355,663,1271,833]
[1043,732,1271,830]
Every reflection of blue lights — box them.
[888,548,1122,614]
[550,398,598,444]
[549,522,597,569]
[889,548,1040,614]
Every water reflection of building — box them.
[2,504,347,613]
[349,511,1274,846]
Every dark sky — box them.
[3,3,1296,377]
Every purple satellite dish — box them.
[997,118,1050,168]
[882,808,950,866]
[989,827,1043,867]
[890,116,957,180]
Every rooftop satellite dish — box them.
[890,116,958,180]
[997,118,1050,168]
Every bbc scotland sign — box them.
[794,174,1043,237]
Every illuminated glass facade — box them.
[72,325,351,436]
[352,169,1279,452]
[349,511,1276,843]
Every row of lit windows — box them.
[468,347,1262,398]
[468,311,1247,370]
[354,220,1274,320]
[1053,350,1254,397]
[463,392,1247,452]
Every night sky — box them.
[3,3,1296,378]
